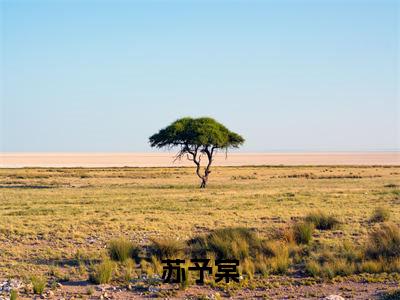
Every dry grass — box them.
[0,165,399,282]
[370,207,391,223]
[108,238,139,262]
[89,259,115,284]
[305,211,340,230]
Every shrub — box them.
[31,276,46,295]
[305,211,340,230]
[365,223,400,260]
[292,222,314,245]
[150,238,185,259]
[108,238,139,262]
[89,260,114,284]
[370,207,390,223]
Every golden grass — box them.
[0,165,399,280]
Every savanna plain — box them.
[1,166,400,299]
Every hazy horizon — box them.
[2,150,400,154]
[1,0,399,152]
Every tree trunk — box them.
[200,176,208,188]
[187,145,214,189]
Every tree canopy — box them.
[149,117,244,150]
[149,117,245,188]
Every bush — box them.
[150,237,185,259]
[31,276,46,295]
[108,238,139,262]
[370,207,390,223]
[89,260,114,284]
[365,223,400,260]
[305,211,340,230]
[292,222,314,245]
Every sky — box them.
[1,0,399,152]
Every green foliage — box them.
[89,260,114,284]
[31,276,46,295]
[149,117,244,149]
[305,211,340,230]
[292,222,314,245]
[365,223,400,259]
[370,207,391,223]
[108,238,139,262]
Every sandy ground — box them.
[0,152,399,167]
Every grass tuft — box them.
[31,276,46,295]
[292,222,314,245]
[108,238,139,262]
[305,211,340,230]
[370,207,391,223]
[89,260,114,284]
[150,237,185,259]
[268,244,290,274]
[189,227,261,260]
[365,223,400,260]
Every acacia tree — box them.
[149,117,244,188]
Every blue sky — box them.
[1,0,399,152]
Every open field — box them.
[1,165,400,299]
[1,152,399,167]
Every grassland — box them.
[0,166,399,299]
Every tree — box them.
[149,117,245,188]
